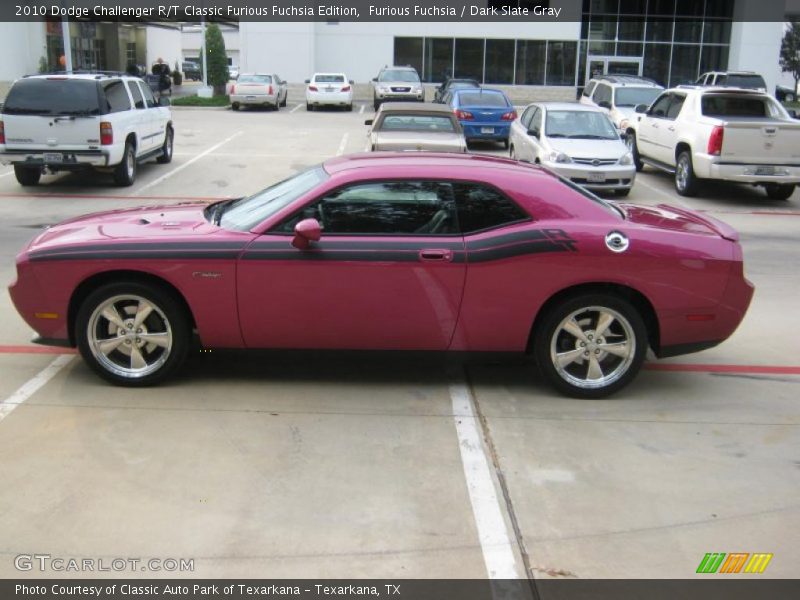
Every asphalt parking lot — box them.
[0,101,798,579]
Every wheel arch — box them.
[67,270,197,347]
[675,141,691,163]
[528,282,660,354]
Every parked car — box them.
[510,103,635,196]
[365,102,466,152]
[695,71,767,92]
[305,73,354,111]
[775,85,797,103]
[182,61,201,81]
[449,88,516,148]
[0,73,173,187]
[371,65,424,110]
[229,73,288,111]
[433,78,480,103]
[580,74,663,132]
[9,153,754,398]
[229,66,239,80]
[626,86,800,198]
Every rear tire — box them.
[231,102,240,111]
[75,282,190,387]
[765,183,795,200]
[306,103,313,111]
[113,141,137,187]
[14,165,41,186]
[675,150,699,197]
[280,94,287,107]
[156,127,173,164]
[347,103,353,111]
[533,294,647,399]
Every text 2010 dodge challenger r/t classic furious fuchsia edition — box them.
[8,153,754,397]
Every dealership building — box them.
[240,0,790,98]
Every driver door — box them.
[237,180,467,350]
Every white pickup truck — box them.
[626,86,800,199]
[0,73,173,187]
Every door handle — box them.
[419,249,453,262]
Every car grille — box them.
[391,87,411,92]
[572,158,618,166]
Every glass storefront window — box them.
[673,18,702,43]
[700,44,730,74]
[454,39,484,81]
[485,39,515,84]
[670,44,700,86]
[423,38,454,83]
[643,43,671,87]
[394,37,423,77]
[515,40,546,85]
[546,41,577,86]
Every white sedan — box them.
[305,73,353,111]
[509,102,636,196]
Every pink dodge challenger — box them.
[9,153,753,397]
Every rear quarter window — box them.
[102,80,131,113]
[453,183,529,233]
[701,95,776,118]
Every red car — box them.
[9,153,753,397]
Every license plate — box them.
[325,87,335,92]
[245,95,256,100]
[481,127,494,134]
[587,172,606,183]
[43,153,63,163]
[754,166,775,176]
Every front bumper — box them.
[375,90,425,103]
[230,93,279,106]
[694,154,800,183]
[307,91,353,106]
[0,148,109,168]
[543,161,635,190]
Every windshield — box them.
[614,87,662,107]
[378,70,420,83]
[315,74,346,83]
[545,111,619,140]
[2,79,101,116]
[457,92,509,107]
[719,74,766,89]
[219,167,328,231]
[379,114,456,132]
[238,75,272,84]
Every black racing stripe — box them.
[29,250,240,262]
[244,250,422,262]
[250,239,464,251]
[29,242,248,260]
[466,230,548,250]
[467,240,571,263]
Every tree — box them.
[780,22,800,92]
[204,23,229,96]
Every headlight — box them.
[619,119,629,130]
[548,151,572,164]
[618,152,633,166]
[378,85,390,93]
[414,86,423,94]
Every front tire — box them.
[502,139,510,150]
[14,165,41,186]
[113,141,137,187]
[615,188,631,197]
[76,282,190,386]
[675,150,699,197]
[626,131,643,172]
[533,294,647,398]
[765,183,795,200]
[156,127,173,164]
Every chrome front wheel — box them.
[77,283,189,386]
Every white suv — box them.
[580,75,663,131]
[0,73,173,186]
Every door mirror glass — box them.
[292,218,322,250]
[598,100,611,109]
[372,77,378,82]
[158,96,171,107]
[364,119,373,126]
[634,103,648,113]
[527,128,539,138]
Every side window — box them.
[275,181,457,235]
[128,81,145,109]
[583,81,597,98]
[649,93,672,118]
[531,108,542,133]
[593,84,612,107]
[520,106,535,128]
[695,75,707,85]
[102,80,131,113]
[140,83,158,108]
[666,94,686,119]
[453,183,529,234]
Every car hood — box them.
[547,138,627,160]
[612,106,636,121]
[26,202,221,252]
[619,203,739,241]
[373,131,465,152]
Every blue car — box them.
[449,88,517,148]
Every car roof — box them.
[593,75,661,87]
[22,72,137,81]
[323,152,552,178]
[380,65,417,71]
[378,102,455,114]
[533,102,606,112]
[671,85,766,94]
[454,88,507,97]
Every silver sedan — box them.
[230,73,288,111]
[509,102,636,196]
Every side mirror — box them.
[292,218,321,250]
[304,79,310,84]
[620,132,627,140]
[350,79,355,84]
[634,104,648,113]
[364,119,373,126]
[159,97,171,107]
[598,100,611,109]
[372,77,378,82]
[527,128,539,138]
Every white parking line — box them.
[133,131,243,196]
[359,104,365,114]
[0,170,15,179]
[635,174,692,208]
[336,133,349,156]
[0,355,74,425]
[449,373,521,579]
[290,103,303,113]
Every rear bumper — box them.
[230,93,278,106]
[0,148,109,168]
[694,154,800,183]
[462,122,511,141]
[307,91,352,106]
